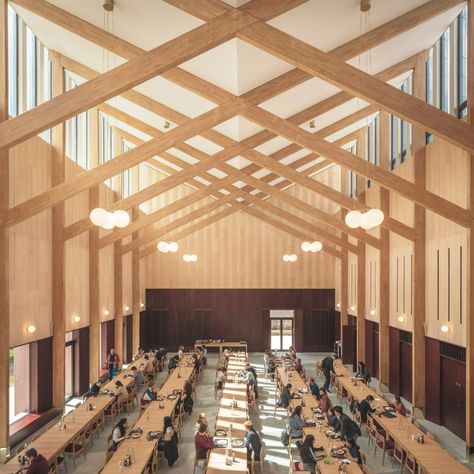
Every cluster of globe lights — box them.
[301,241,323,253]
[89,208,130,229]
[183,254,198,262]
[282,254,297,262]
[157,241,179,253]
[345,208,384,229]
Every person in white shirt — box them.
[112,418,128,450]
[178,345,185,359]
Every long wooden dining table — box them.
[207,354,249,474]
[0,355,152,473]
[100,358,195,474]
[333,364,472,473]
[276,365,363,474]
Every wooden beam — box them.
[0,9,255,149]
[139,206,238,259]
[89,186,100,384]
[412,56,427,412]
[131,207,140,351]
[7,98,245,226]
[378,111,390,386]
[51,52,65,408]
[123,191,243,254]
[243,193,357,255]
[238,21,474,155]
[0,0,8,461]
[241,104,472,228]
[466,0,474,454]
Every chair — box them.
[84,422,94,448]
[105,433,115,464]
[104,400,118,422]
[92,411,105,438]
[405,451,418,473]
[373,430,393,466]
[392,440,406,472]
[65,431,87,468]
[147,445,159,473]
[288,445,303,474]
[366,415,377,445]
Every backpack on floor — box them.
[280,428,290,447]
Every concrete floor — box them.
[51,352,474,473]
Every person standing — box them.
[105,348,120,381]
[244,420,262,462]
[321,353,336,392]
[194,423,215,470]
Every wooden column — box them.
[51,52,65,408]
[0,0,9,462]
[114,237,123,361]
[88,186,100,384]
[131,206,140,351]
[465,0,474,454]
[412,54,426,411]
[357,241,366,362]
[339,169,349,358]
[379,110,390,386]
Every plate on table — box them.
[130,429,143,439]
[156,395,165,401]
[292,393,302,399]
[384,406,395,412]
[337,449,345,456]
[325,430,335,436]
[304,418,316,426]
[312,408,322,414]
[298,388,308,394]
[146,431,162,441]
[214,438,228,448]
[315,414,324,420]
[167,394,178,400]
[342,459,351,465]
[215,429,227,437]
[231,438,245,448]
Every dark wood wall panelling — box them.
[389,327,412,402]
[365,320,379,380]
[123,314,133,363]
[143,289,336,352]
[73,327,90,397]
[29,338,53,413]
[342,315,357,369]
[100,320,115,369]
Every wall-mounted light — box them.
[104,309,110,316]
[369,309,376,316]
[73,315,81,323]
[440,324,450,334]
[140,302,145,308]
[27,324,36,334]
[336,303,340,309]
[124,306,130,312]
[398,314,405,323]
[350,305,355,312]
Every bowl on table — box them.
[231,438,245,448]
[214,438,228,448]
[215,429,228,437]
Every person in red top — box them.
[25,448,49,474]
[194,423,215,464]
[105,348,121,381]
[318,387,333,414]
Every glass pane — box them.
[270,320,281,351]
[282,319,293,351]
[10,345,30,424]
[65,344,74,400]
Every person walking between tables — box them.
[105,348,120,381]
[321,353,336,392]
[244,420,262,462]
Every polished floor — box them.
[19,352,474,473]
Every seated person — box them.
[194,423,214,463]
[83,379,103,400]
[24,448,49,474]
[326,407,341,431]
[244,420,262,461]
[294,358,303,374]
[178,345,185,359]
[195,413,208,434]
[308,378,320,400]
[133,346,144,360]
[278,383,293,408]
[114,380,128,405]
[345,438,363,465]
[158,416,179,467]
[355,361,371,384]
[288,405,306,438]
[168,354,180,372]
[296,434,324,474]
[358,394,375,422]
[112,418,128,450]
[183,379,194,415]
[244,366,258,398]
[130,366,144,385]
[266,357,276,381]
[318,388,332,414]
[141,381,157,406]
[334,406,361,441]
[390,395,407,416]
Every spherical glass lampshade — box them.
[168,242,179,253]
[190,254,198,262]
[90,208,108,226]
[366,208,384,227]
[301,241,312,252]
[283,254,290,262]
[310,241,323,253]
[183,254,190,262]
[345,210,362,228]
[157,241,169,252]
[359,212,372,230]
[101,212,115,229]
[112,210,130,228]
[289,254,298,262]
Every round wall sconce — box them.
[104,309,110,316]
[398,314,405,323]
[140,302,145,308]
[350,305,355,312]
[369,309,376,316]
[27,324,36,334]
[73,315,81,323]
[336,303,340,309]
[440,324,450,333]
[125,306,130,312]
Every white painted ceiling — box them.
[12,0,465,183]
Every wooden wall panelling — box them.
[51,52,65,408]
[425,337,441,424]
[0,0,9,460]
[357,241,366,362]
[466,0,474,451]
[400,339,413,403]
[132,208,140,351]
[389,326,400,395]
[29,338,53,413]
[114,238,123,362]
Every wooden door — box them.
[373,331,379,379]
[441,357,466,439]
[399,341,412,402]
